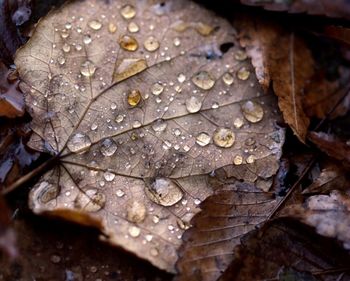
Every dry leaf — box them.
[237,18,314,142]
[285,190,350,251]
[309,132,350,168]
[219,220,350,281]
[15,0,284,272]
[176,178,280,281]
[302,162,348,194]
[240,0,350,19]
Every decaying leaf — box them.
[309,131,350,168]
[0,195,17,260]
[285,190,350,251]
[15,0,284,271]
[237,18,314,142]
[302,162,348,194]
[219,220,350,281]
[0,62,25,118]
[176,172,281,281]
[240,0,350,19]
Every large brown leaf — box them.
[237,18,314,142]
[15,0,284,272]
[176,172,280,281]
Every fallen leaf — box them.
[0,62,25,118]
[240,0,350,19]
[309,131,350,168]
[237,18,314,142]
[219,220,350,280]
[15,0,285,272]
[302,162,348,194]
[285,190,350,251]
[176,159,285,281]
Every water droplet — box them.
[233,118,244,128]
[119,35,138,51]
[128,22,139,33]
[37,181,59,204]
[177,213,194,230]
[237,67,250,80]
[152,119,167,132]
[132,120,142,128]
[65,22,72,29]
[246,155,256,164]
[83,34,92,45]
[145,178,183,206]
[196,132,211,146]
[62,43,70,53]
[194,198,201,205]
[88,20,102,30]
[67,133,91,153]
[50,254,61,264]
[150,248,159,256]
[120,4,136,19]
[75,189,106,212]
[192,71,215,90]
[90,266,98,273]
[116,189,125,197]
[151,82,164,96]
[152,215,160,224]
[193,22,214,36]
[110,103,117,110]
[115,114,124,123]
[60,31,69,39]
[75,44,82,51]
[103,171,115,182]
[127,201,146,223]
[100,138,117,156]
[241,100,264,123]
[91,123,98,131]
[222,72,234,86]
[211,102,219,109]
[177,73,186,83]
[108,22,117,33]
[144,36,160,52]
[233,155,243,165]
[57,56,66,65]
[113,58,147,83]
[80,60,96,77]
[235,50,247,61]
[185,96,202,113]
[173,37,181,47]
[128,226,141,237]
[127,89,142,107]
[213,128,235,148]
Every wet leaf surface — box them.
[237,17,314,142]
[285,190,350,251]
[14,0,285,272]
[219,220,350,281]
[176,174,280,281]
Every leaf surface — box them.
[15,0,285,271]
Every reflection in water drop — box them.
[192,71,215,90]
[151,82,164,96]
[128,22,139,33]
[67,133,91,153]
[145,178,183,206]
[185,96,202,113]
[127,89,142,107]
[241,100,264,123]
[88,20,102,30]
[222,72,234,86]
[119,35,138,51]
[127,200,146,223]
[196,132,211,146]
[152,119,167,132]
[237,67,250,80]
[144,36,160,52]
[80,60,96,77]
[121,4,136,19]
[213,128,235,148]
[100,138,117,156]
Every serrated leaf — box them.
[15,0,285,272]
